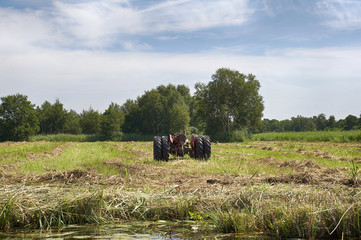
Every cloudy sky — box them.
[1,0,360,120]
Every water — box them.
[0,221,267,239]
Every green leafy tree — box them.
[64,110,82,134]
[262,119,283,132]
[291,116,316,132]
[327,115,337,129]
[135,84,191,135]
[176,85,192,106]
[0,94,39,141]
[101,103,125,139]
[37,99,67,134]
[195,68,264,134]
[169,103,190,134]
[344,115,358,130]
[80,107,101,134]
[121,99,140,134]
[313,113,327,131]
[137,90,165,134]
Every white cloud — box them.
[0,0,253,49]
[0,8,51,51]
[52,0,142,48]
[317,0,361,30]
[1,44,361,119]
[141,0,251,32]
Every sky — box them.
[0,0,360,120]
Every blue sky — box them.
[1,0,360,120]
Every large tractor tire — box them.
[161,136,169,161]
[202,135,211,160]
[153,136,162,160]
[195,135,204,160]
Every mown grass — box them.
[3,140,360,178]
[0,142,63,166]
[1,140,361,238]
[253,130,361,142]
[19,142,122,175]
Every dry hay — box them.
[0,169,124,185]
[26,142,75,160]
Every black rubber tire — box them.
[202,135,211,160]
[161,136,169,161]
[195,135,204,160]
[153,136,162,160]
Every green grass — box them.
[1,184,361,239]
[253,131,361,142]
[4,140,359,177]
[29,134,94,142]
[19,142,122,175]
[1,140,361,238]
[0,142,63,166]
[29,133,155,142]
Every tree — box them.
[291,116,316,132]
[169,103,190,133]
[101,103,125,139]
[0,94,39,141]
[121,99,140,134]
[195,68,264,134]
[134,84,191,135]
[327,115,336,129]
[37,99,67,134]
[344,115,358,130]
[80,107,101,134]
[262,119,283,132]
[64,110,82,134]
[137,90,165,134]
[313,113,327,131]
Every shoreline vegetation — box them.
[1,134,361,239]
[1,184,361,239]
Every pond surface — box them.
[0,221,268,239]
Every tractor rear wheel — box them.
[202,135,211,160]
[153,136,162,160]
[195,135,204,159]
[161,136,169,161]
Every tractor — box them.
[153,133,211,161]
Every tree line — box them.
[0,67,360,142]
[261,114,361,133]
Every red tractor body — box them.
[154,133,211,161]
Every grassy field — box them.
[253,130,361,142]
[1,139,361,238]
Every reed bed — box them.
[1,184,361,239]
